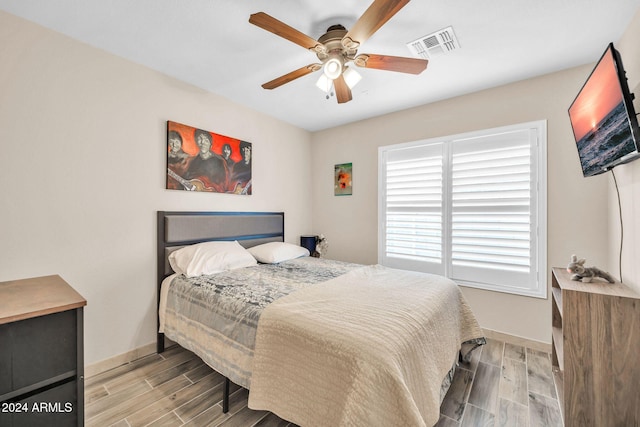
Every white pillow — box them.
[169,240,257,277]
[247,242,310,264]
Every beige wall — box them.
[609,7,640,294]
[310,65,615,344]
[0,11,313,366]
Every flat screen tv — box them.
[568,42,640,177]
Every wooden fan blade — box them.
[249,12,321,51]
[261,64,321,90]
[355,53,427,74]
[344,0,410,46]
[334,75,352,104]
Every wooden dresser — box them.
[551,267,640,426]
[0,275,86,427]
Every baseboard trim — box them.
[85,337,177,378]
[85,342,157,378]
[482,328,551,353]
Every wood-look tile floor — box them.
[85,338,562,426]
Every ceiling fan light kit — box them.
[249,0,428,104]
[323,55,344,80]
[316,67,362,102]
[342,67,362,89]
[315,74,332,93]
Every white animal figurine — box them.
[314,234,328,258]
[566,254,615,283]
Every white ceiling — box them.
[2,0,640,132]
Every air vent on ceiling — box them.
[407,26,460,59]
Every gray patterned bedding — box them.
[160,256,362,388]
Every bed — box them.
[157,211,485,426]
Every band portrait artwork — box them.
[166,121,252,195]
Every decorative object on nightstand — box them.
[300,235,317,256]
[0,275,86,427]
[550,267,639,426]
[315,234,328,258]
[300,235,328,258]
[566,254,614,283]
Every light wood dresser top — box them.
[551,267,639,298]
[0,274,86,325]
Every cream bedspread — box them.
[248,264,484,427]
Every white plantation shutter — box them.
[449,129,537,292]
[379,121,546,298]
[381,143,444,275]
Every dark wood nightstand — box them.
[0,275,86,427]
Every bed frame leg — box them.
[157,332,165,353]
[223,377,230,413]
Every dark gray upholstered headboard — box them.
[157,211,285,276]
[156,211,284,352]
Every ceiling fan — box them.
[249,0,428,104]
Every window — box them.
[378,121,547,298]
